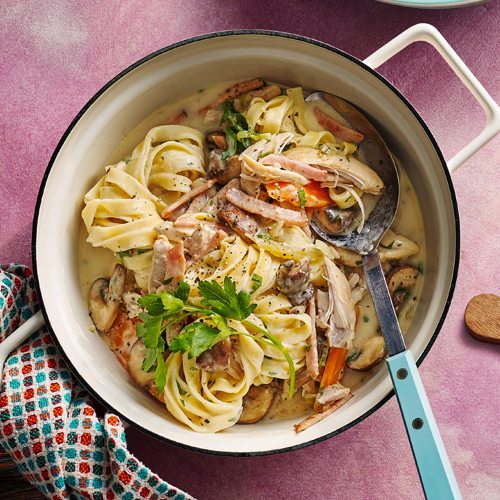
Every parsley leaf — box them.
[116,250,132,265]
[138,315,163,350]
[139,294,167,317]
[142,347,158,372]
[160,293,185,315]
[297,186,306,208]
[172,280,190,304]
[221,126,238,160]
[154,351,167,396]
[170,321,226,359]
[199,277,256,321]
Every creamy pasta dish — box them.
[81,78,424,433]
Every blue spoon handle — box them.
[387,350,462,500]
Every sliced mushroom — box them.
[386,266,419,314]
[238,384,277,424]
[196,340,232,373]
[88,264,126,332]
[277,259,310,296]
[313,205,359,234]
[206,132,227,150]
[346,335,386,371]
[208,150,242,185]
[128,339,156,387]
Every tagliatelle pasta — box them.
[81,79,425,434]
[164,333,263,433]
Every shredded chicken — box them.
[285,147,384,195]
[322,258,356,350]
[148,236,172,293]
[316,383,351,406]
[306,299,320,381]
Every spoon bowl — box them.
[306,91,399,254]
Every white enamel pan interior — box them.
[33,24,500,455]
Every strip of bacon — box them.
[294,394,353,433]
[314,107,364,144]
[186,229,227,266]
[224,188,307,226]
[161,179,217,218]
[199,78,264,114]
[261,154,328,182]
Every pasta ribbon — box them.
[163,333,263,432]
[82,125,205,254]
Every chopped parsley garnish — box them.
[345,349,360,364]
[386,241,395,249]
[116,248,151,264]
[115,250,132,264]
[355,260,362,266]
[137,277,296,398]
[176,381,187,396]
[363,315,369,323]
[417,262,424,275]
[251,274,263,293]
[257,234,272,241]
[297,186,306,208]
[220,101,254,159]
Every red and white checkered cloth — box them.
[0,263,195,500]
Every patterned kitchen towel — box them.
[0,263,196,500]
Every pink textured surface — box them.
[2,1,500,499]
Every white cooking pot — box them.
[12,24,500,455]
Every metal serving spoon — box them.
[307,92,462,500]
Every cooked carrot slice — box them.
[320,347,347,388]
[266,181,331,208]
[314,347,347,411]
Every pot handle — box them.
[363,23,500,173]
[0,310,45,374]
